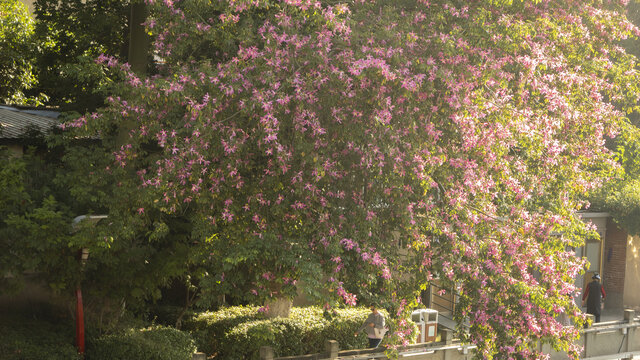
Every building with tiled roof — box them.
[0,105,60,155]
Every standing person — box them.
[582,273,606,323]
[355,305,387,348]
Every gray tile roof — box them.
[0,106,60,139]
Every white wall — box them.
[19,0,35,15]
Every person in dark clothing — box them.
[582,273,606,323]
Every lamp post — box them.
[71,215,107,356]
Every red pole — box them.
[75,286,85,355]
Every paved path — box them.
[592,307,628,323]
[438,307,630,330]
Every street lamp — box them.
[80,247,89,265]
[71,215,107,356]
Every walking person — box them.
[582,273,606,323]
[355,304,387,348]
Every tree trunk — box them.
[128,2,149,75]
[265,298,292,318]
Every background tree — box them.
[589,1,640,236]
[0,136,77,294]
[1,0,183,326]
[24,0,133,112]
[0,0,39,104]
[0,127,204,329]
[61,0,640,358]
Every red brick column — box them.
[603,218,627,308]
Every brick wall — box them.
[603,218,627,308]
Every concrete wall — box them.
[5,143,24,156]
[19,0,88,16]
[19,0,35,15]
[624,235,640,310]
[0,274,69,314]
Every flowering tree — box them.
[66,0,640,358]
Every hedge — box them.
[182,305,267,356]
[85,325,197,360]
[184,305,377,359]
[0,314,81,360]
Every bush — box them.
[147,305,195,327]
[185,305,374,359]
[321,307,374,350]
[0,312,81,360]
[182,305,267,356]
[86,325,197,360]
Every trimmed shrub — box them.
[185,305,374,359]
[0,314,81,360]
[182,305,267,356]
[321,307,374,350]
[86,325,197,360]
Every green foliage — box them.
[0,0,40,104]
[593,178,640,236]
[590,2,640,236]
[0,128,207,315]
[30,0,130,111]
[0,146,79,294]
[0,309,81,360]
[2,125,196,309]
[86,325,197,360]
[183,305,266,356]
[183,305,373,359]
